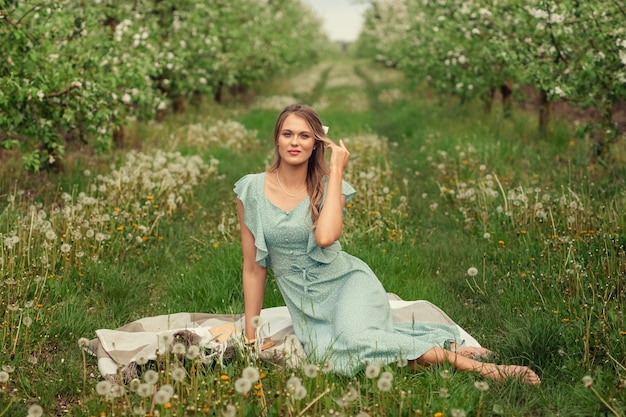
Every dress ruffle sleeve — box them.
[234,174,270,267]
[306,179,357,264]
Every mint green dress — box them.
[235,173,461,374]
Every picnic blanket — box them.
[85,294,481,382]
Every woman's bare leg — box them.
[449,342,492,359]
[413,346,540,385]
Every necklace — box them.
[276,171,306,198]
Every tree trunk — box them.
[538,89,552,137]
[500,80,513,118]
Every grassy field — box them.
[1,58,625,416]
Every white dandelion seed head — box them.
[128,378,141,392]
[137,382,154,397]
[343,386,359,402]
[78,337,91,348]
[160,384,174,397]
[0,371,9,383]
[133,406,146,415]
[171,367,187,382]
[377,376,392,392]
[582,375,593,388]
[467,267,478,276]
[396,357,409,368]
[321,361,334,373]
[23,317,33,327]
[158,332,173,349]
[144,369,159,385]
[60,243,71,253]
[294,385,307,400]
[2,365,15,373]
[365,362,381,379]
[380,371,394,382]
[286,376,302,391]
[303,363,319,378]
[186,345,200,360]
[135,355,149,366]
[450,409,467,417]
[221,404,237,417]
[96,380,112,396]
[439,387,450,398]
[154,389,170,405]
[242,366,260,382]
[250,315,264,329]
[234,377,252,394]
[440,369,450,379]
[27,404,44,417]
[474,380,490,391]
[172,342,186,355]
[109,384,126,398]
[483,232,491,239]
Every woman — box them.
[234,104,540,384]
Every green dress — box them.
[235,173,462,374]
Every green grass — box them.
[1,59,625,416]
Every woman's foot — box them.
[449,343,493,360]
[480,364,541,385]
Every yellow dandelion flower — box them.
[213,242,220,248]
[114,207,121,212]
[221,374,229,381]
[116,226,124,231]
[165,402,172,409]
[520,272,527,278]
[260,373,267,379]
[435,412,444,417]
[498,240,505,245]
[153,205,159,209]
[562,318,570,323]
[146,195,154,201]
[133,223,139,229]
[520,230,526,235]
[256,391,263,397]
[619,331,626,336]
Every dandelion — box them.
[154,389,171,405]
[60,243,71,253]
[172,342,186,355]
[582,375,593,388]
[186,345,200,360]
[158,333,173,350]
[235,377,252,394]
[96,380,112,396]
[242,366,260,382]
[45,230,57,241]
[483,232,491,239]
[440,369,450,379]
[160,384,174,397]
[467,267,478,276]
[450,409,467,417]
[294,385,307,400]
[439,387,450,398]
[365,362,381,379]
[396,357,409,368]
[78,337,90,349]
[23,317,33,327]
[27,404,44,417]
[133,406,146,415]
[2,365,15,373]
[136,355,149,366]
[250,315,264,329]
[377,377,392,392]
[144,369,159,385]
[303,363,319,378]
[110,384,125,398]
[343,386,359,402]
[128,378,141,392]
[0,371,9,383]
[321,361,334,373]
[474,381,489,392]
[380,371,393,382]
[171,367,187,382]
[137,383,154,397]
[221,404,237,417]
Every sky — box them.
[301,0,370,43]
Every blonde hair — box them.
[269,104,331,226]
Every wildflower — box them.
[213,242,220,248]
[172,342,186,355]
[171,367,187,382]
[221,404,237,417]
[250,315,264,329]
[439,387,450,398]
[96,380,112,396]
[136,355,149,366]
[303,363,319,378]
[380,371,393,382]
[440,369,450,379]
[467,267,478,277]
[186,345,200,360]
[396,357,409,368]
[287,376,302,391]
[343,386,359,402]
[235,377,252,394]
[294,385,307,400]
[78,337,90,349]
[60,243,71,253]
[220,374,230,381]
[321,360,334,373]
[0,371,9,383]
[160,384,174,397]
[27,404,44,417]
[133,406,146,415]
[128,378,141,392]
[45,230,57,241]
[450,409,466,417]
[158,333,173,349]
[365,362,381,379]
[582,375,593,388]
[434,413,444,417]
[377,376,392,392]
[110,384,125,398]
[154,389,171,405]
[137,383,154,397]
[474,381,489,392]
[23,317,33,327]
[144,369,159,385]
[483,232,491,239]
[242,366,260,382]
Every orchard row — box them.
[0,0,327,171]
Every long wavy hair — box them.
[268,104,331,226]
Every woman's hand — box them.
[326,139,350,174]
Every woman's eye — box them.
[283,132,291,137]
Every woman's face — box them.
[276,114,316,167]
